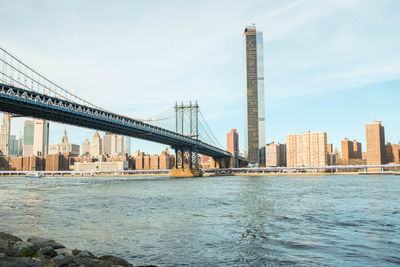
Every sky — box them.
[1,0,399,154]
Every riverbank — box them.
[204,171,400,177]
[1,171,399,178]
[0,232,145,267]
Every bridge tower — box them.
[170,101,202,177]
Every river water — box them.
[1,175,400,266]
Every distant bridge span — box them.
[0,83,231,159]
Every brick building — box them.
[135,153,145,170]
[143,155,150,170]
[286,131,327,167]
[385,142,400,164]
[150,155,159,170]
[45,154,69,171]
[265,142,286,167]
[366,121,385,165]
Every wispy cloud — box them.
[1,0,399,151]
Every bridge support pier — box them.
[170,148,202,178]
[210,157,231,169]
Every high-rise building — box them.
[227,129,239,157]
[0,113,10,157]
[392,144,400,164]
[286,131,327,167]
[18,131,23,156]
[110,134,124,156]
[227,129,239,168]
[81,139,91,156]
[90,131,102,157]
[353,140,362,159]
[366,121,385,165]
[102,132,113,155]
[265,142,286,167]
[327,144,333,154]
[243,24,265,164]
[117,135,124,155]
[341,138,362,165]
[23,120,34,156]
[33,119,49,157]
[341,138,353,165]
[124,137,131,155]
[9,135,19,157]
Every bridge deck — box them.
[0,83,231,158]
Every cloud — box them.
[1,0,399,152]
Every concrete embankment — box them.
[0,232,153,267]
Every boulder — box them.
[0,232,22,255]
[55,248,73,257]
[50,253,73,266]
[0,256,43,267]
[72,249,81,256]
[13,241,39,257]
[99,255,133,267]
[27,237,65,250]
[77,250,96,258]
[73,257,106,267]
[40,245,57,259]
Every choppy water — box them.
[1,175,400,266]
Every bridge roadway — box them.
[0,83,231,159]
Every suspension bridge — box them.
[0,47,234,177]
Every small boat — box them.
[26,172,42,178]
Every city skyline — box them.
[1,1,399,154]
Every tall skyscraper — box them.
[90,131,102,157]
[243,24,265,164]
[124,137,131,155]
[18,131,23,156]
[102,132,113,155]
[110,134,124,156]
[33,119,49,156]
[23,120,34,156]
[81,139,91,156]
[116,135,124,155]
[9,135,19,157]
[366,121,385,165]
[0,113,10,157]
[286,131,328,167]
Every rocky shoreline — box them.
[0,232,150,267]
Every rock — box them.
[78,258,106,267]
[50,253,73,266]
[28,236,65,250]
[13,241,39,257]
[77,250,96,258]
[40,245,57,259]
[0,256,43,267]
[72,249,81,256]
[99,255,133,267]
[0,232,22,255]
[55,248,73,257]
[0,232,22,243]
[0,232,135,267]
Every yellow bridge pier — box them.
[170,147,203,178]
